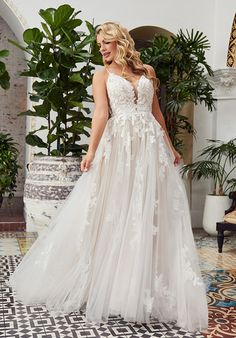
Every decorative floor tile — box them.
[198,247,236,271]
[204,269,236,307]
[0,238,20,255]
[0,232,18,239]
[194,230,236,250]
[16,232,37,256]
[206,306,236,338]
[0,232,37,257]
[0,253,206,337]
[0,230,236,337]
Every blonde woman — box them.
[10,22,208,332]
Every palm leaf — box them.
[180,160,223,181]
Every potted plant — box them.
[0,48,12,207]
[0,132,20,208]
[9,4,101,232]
[140,30,216,154]
[181,138,236,235]
[0,48,10,90]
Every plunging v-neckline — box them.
[108,72,144,104]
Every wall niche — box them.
[0,16,27,217]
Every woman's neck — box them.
[107,62,133,75]
[107,62,121,70]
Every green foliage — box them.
[141,29,216,152]
[0,132,20,199]
[9,4,102,156]
[181,139,236,196]
[0,49,10,90]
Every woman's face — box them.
[96,33,117,63]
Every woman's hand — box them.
[81,151,95,172]
[172,149,182,166]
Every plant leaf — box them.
[41,22,53,40]
[54,4,74,29]
[26,134,47,148]
[23,28,44,44]
[0,50,9,58]
[39,8,56,27]
[37,68,58,80]
[70,72,84,83]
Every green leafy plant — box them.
[9,4,101,156]
[0,48,10,89]
[0,132,20,207]
[140,30,216,151]
[181,138,236,196]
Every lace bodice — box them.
[106,73,154,118]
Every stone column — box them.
[209,68,236,141]
[191,68,236,228]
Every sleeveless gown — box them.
[10,72,208,332]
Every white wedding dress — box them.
[10,71,208,332]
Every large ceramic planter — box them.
[203,195,230,235]
[24,156,81,233]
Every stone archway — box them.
[129,25,174,49]
[0,1,28,227]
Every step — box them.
[0,221,26,231]
[0,197,26,231]
[0,215,26,231]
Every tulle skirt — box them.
[10,114,208,332]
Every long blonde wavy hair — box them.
[96,22,158,89]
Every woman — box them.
[10,22,208,332]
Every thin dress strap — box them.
[105,67,111,74]
[104,67,112,117]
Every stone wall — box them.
[0,16,27,196]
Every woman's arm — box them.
[145,64,182,166]
[81,70,109,172]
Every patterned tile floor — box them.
[0,230,236,338]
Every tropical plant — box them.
[181,138,236,196]
[0,48,10,89]
[140,30,216,151]
[9,4,101,157]
[0,132,20,207]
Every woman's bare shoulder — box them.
[93,68,108,83]
[143,64,156,77]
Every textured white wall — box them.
[0,16,27,196]
[3,0,234,75]
[213,0,236,69]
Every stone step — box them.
[0,221,26,231]
[0,197,26,231]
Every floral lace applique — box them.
[88,182,97,210]
[157,137,169,180]
[129,161,143,248]
[144,289,154,313]
[107,73,153,116]
[182,245,204,287]
[154,274,176,311]
[172,189,185,215]
[153,225,159,236]
[82,182,98,234]
[103,134,112,162]
[154,199,159,215]
[129,228,142,249]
